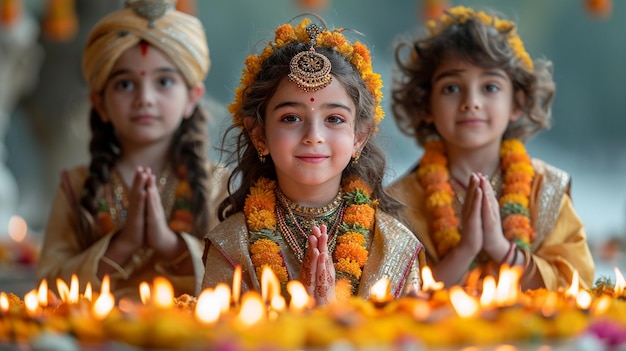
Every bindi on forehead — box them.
[139,42,149,57]
[310,97,315,102]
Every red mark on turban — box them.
[140,42,149,56]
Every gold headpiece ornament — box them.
[82,0,210,92]
[288,24,333,92]
[229,18,384,127]
[426,6,534,71]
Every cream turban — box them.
[82,1,210,92]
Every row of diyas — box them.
[1,266,626,350]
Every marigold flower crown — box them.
[229,18,385,128]
[426,6,534,71]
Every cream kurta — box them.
[387,158,595,290]
[202,211,425,299]
[37,164,229,300]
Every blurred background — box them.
[1,0,624,280]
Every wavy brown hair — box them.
[76,105,211,248]
[218,42,401,220]
[392,14,555,147]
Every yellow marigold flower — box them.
[432,216,460,232]
[424,182,454,197]
[344,204,375,229]
[334,243,368,266]
[335,258,362,279]
[246,209,276,231]
[244,195,275,215]
[501,139,525,155]
[503,182,532,197]
[499,194,529,208]
[426,191,453,209]
[508,163,535,177]
[502,214,531,232]
[337,232,366,246]
[419,152,448,167]
[250,238,281,254]
[417,163,447,179]
[275,23,296,43]
[175,180,192,198]
[343,177,372,195]
[251,251,284,267]
[353,42,371,64]
[501,152,531,169]
[504,172,533,184]
[434,229,461,257]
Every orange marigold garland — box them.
[244,178,290,285]
[244,176,375,300]
[334,176,375,299]
[418,139,534,258]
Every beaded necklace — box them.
[417,139,535,259]
[275,188,345,263]
[245,176,376,299]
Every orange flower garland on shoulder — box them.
[418,139,535,258]
[244,176,375,299]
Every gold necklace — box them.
[275,188,345,262]
[106,166,174,226]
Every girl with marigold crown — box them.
[37,0,229,300]
[202,16,425,305]
[387,6,594,291]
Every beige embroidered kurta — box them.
[387,158,595,290]
[36,163,229,300]
[202,211,425,299]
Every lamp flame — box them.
[261,266,280,304]
[565,270,580,298]
[37,280,48,307]
[152,277,174,308]
[370,278,391,302]
[24,290,39,316]
[480,276,496,307]
[449,286,479,317]
[287,280,313,312]
[68,274,80,303]
[576,290,592,310]
[614,267,625,296]
[0,292,9,313]
[195,289,220,324]
[139,282,151,304]
[495,266,522,305]
[93,276,114,320]
[213,283,232,314]
[237,291,265,326]
[84,282,93,301]
[421,266,444,291]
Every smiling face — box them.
[253,77,366,204]
[429,57,522,153]
[91,43,204,152]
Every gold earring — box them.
[257,147,266,163]
[351,150,360,165]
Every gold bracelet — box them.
[100,255,130,279]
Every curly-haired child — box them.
[387,6,594,291]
